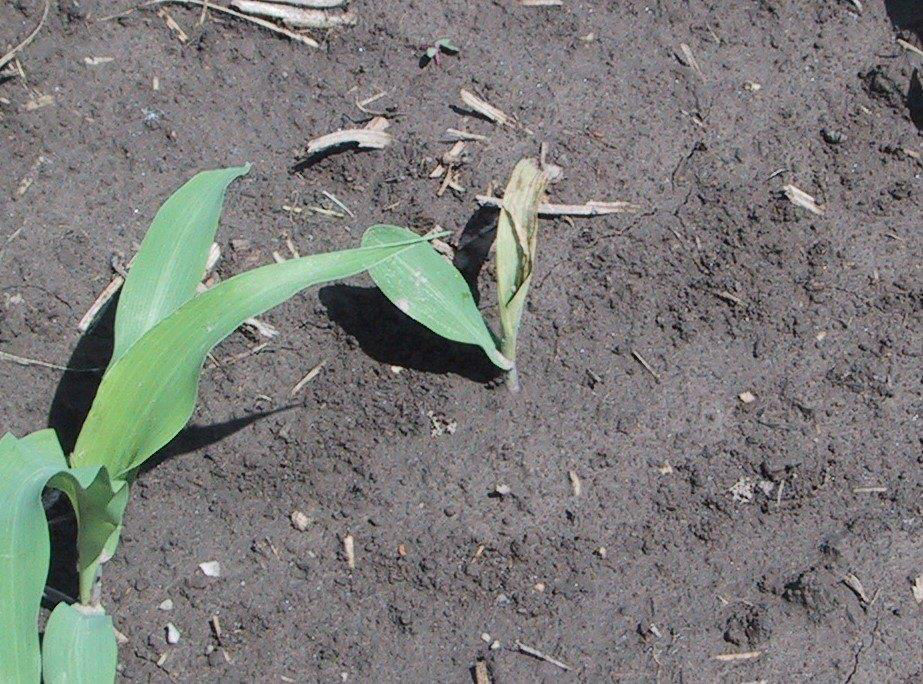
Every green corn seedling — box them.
[0,165,438,682]
[364,158,548,391]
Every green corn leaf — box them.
[495,158,547,365]
[0,431,123,683]
[72,237,435,477]
[111,165,250,364]
[362,225,512,370]
[42,602,117,684]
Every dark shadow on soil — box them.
[909,69,923,131]
[885,0,923,40]
[318,284,500,382]
[291,145,384,173]
[452,206,498,301]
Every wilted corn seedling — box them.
[364,158,548,391]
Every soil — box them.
[2,0,921,681]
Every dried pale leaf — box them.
[495,159,548,356]
[782,184,825,215]
[460,89,510,126]
[476,195,640,216]
[230,0,356,28]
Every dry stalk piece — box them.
[304,128,391,157]
[343,533,355,568]
[275,0,346,6]
[782,184,825,215]
[842,573,871,604]
[475,195,640,216]
[632,350,660,382]
[515,641,572,671]
[677,43,704,79]
[290,359,327,396]
[713,651,762,662]
[569,470,582,497]
[460,89,511,126]
[519,0,562,5]
[142,0,320,47]
[0,0,50,70]
[158,8,189,42]
[897,38,923,60]
[443,128,488,142]
[230,0,356,28]
[474,660,491,684]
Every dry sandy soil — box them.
[1,0,921,681]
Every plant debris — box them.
[230,0,357,28]
[475,195,640,216]
[459,89,511,126]
[515,641,572,671]
[782,184,825,215]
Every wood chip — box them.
[290,359,326,396]
[460,89,510,126]
[230,0,356,28]
[515,641,572,671]
[475,195,640,216]
[83,56,114,66]
[912,575,923,604]
[852,486,886,494]
[713,651,761,662]
[343,533,355,569]
[782,184,825,216]
[568,470,582,497]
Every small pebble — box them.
[738,391,756,404]
[490,640,501,650]
[533,582,546,593]
[198,561,221,577]
[481,632,492,643]
[495,484,511,496]
[158,598,173,611]
[596,546,608,559]
[165,623,180,645]
[291,510,310,531]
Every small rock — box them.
[198,561,221,578]
[443,505,457,517]
[158,599,173,611]
[490,640,501,650]
[821,128,845,144]
[738,391,756,404]
[533,582,546,592]
[494,484,511,496]
[290,510,310,531]
[480,632,492,644]
[596,546,608,559]
[165,623,180,645]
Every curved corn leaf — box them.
[0,431,123,683]
[112,165,250,364]
[362,225,511,370]
[72,237,434,477]
[495,158,547,361]
[42,602,117,684]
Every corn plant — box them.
[0,165,436,682]
[364,158,548,391]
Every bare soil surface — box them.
[2,0,921,681]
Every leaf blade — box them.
[112,165,250,363]
[362,225,511,370]
[42,603,117,684]
[73,238,434,476]
[0,431,67,684]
